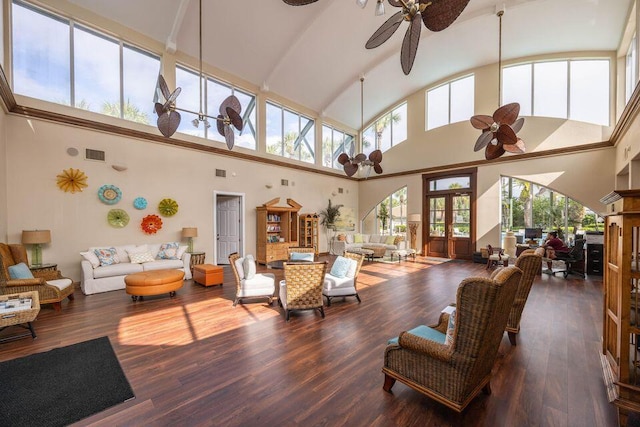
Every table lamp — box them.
[22,229,51,266]
[182,227,198,253]
[407,214,421,252]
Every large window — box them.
[362,187,407,236]
[266,102,315,163]
[502,59,610,126]
[322,125,354,170]
[175,65,257,149]
[12,0,160,125]
[500,177,603,243]
[362,103,407,155]
[426,75,474,130]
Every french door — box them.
[423,169,476,260]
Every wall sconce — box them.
[407,214,421,252]
[182,227,198,253]
[22,229,51,266]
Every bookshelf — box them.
[256,198,301,265]
[298,213,319,254]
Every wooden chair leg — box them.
[508,331,517,346]
[319,306,325,318]
[67,293,75,301]
[355,293,361,303]
[383,374,396,392]
[52,301,62,311]
[482,381,492,395]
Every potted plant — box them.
[320,199,343,230]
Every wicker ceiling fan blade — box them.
[220,95,241,117]
[504,139,526,154]
[512,117,525,134]
[344,162,359,177]
[216,114,226,137]
[158,74,171,100]
[154,102,165,116]
[421,0,470,32]
[157,111,181,138]
[470,115,493,130]
[388,0,403,7]
[282,0,318,5]
[373,163,383,174]
[366,11,404,49]
[227,107,243,131]
[485,142,505,160]
[337,153,350,165]
[369,149,383,164]
[354,153,367,163]
[497,123,518,145]
[493,102,520,125]
[474,131,493,152]
[401,12,422,75]
[224,125,235,150]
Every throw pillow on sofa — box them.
[353,234,363,243]
[8,262,34,279]
[129,252,155,264]
[157,242,180,259]
[385,235,396,245]
[176,245,188,259]
[94,247,119,266]
[80,251,101,268]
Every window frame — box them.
[322,124,354,170]
[265,100,316,163]
[425,74,475,130]
[362,102,408,154]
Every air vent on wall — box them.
[281,179,288,186]
[85,148,105,162]
[338,188,344,194]
[215,169,226,178]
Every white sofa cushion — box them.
[234,257,245,280]
[129,252,155,263]
[143,259,185,271]
[93,263,143,279]
[80,251,100,268]
[147,244,162,259]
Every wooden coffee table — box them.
[347,248,375,262]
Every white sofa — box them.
[80,243,192,295]
[331,233,407,257]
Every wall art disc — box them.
[158,198,179,217]
[56,168,88,193]
[98,185,122,205]
[141,214,163,234]
[107,209,130,228]
[133,197,147,210]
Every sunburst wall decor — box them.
[56,168,88,193]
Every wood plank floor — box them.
[0,256,617,426]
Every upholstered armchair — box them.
[382,266,522,412]
[0,243,74,311]
[228,252,275,306]
[323,252,364,306]
[280,261,327,321]
[492,249,541,345]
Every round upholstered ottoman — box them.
[124,269,184,301]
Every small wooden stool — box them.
[193,264,224,287]
[125,269,184,301]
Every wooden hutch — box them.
[298,213,319,255]
[256,198,301,265]
[601,190,640,425]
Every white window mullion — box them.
[69,20,75,107]
[119,41,124,119]
[566,60,571,120]
[530,63,535,115]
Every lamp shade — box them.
[22,230,51,244]
[408,214,421,223]
[182,227,198,238]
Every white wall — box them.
[0,106,7,242]
[4,115,357,282]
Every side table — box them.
[0,291,40,343]
[29,263,57,273]
[189,252,206,273]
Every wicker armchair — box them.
[228,253,275,306]
[280,261,327,321]
[382,265,522,412]
[492,249,542,345]
[323,252,364,306]
[0,243,74,311]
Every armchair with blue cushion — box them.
[323,252,364,306]
[382,265,522,412]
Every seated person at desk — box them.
[543,231,569,273]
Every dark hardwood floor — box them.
[0,256,616,426]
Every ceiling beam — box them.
[165,0,190,53]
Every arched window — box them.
[362,187,407,235]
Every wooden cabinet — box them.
[298,213,319,254]
[256,198,301,265]
[601,190,640,425]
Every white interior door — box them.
[216,196,240,264]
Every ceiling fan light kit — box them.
[469,10,525,160]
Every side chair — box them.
[228,252,275,306]
[280,261,327,321]
[382,266,522,412]
[323,252,364,306]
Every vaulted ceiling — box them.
[65,0,632,130]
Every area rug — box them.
[0,336,134,427]
[376,256,453,265]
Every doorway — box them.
[213,192,245,265]
[423,168,476,260]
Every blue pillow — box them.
[291,252,314,262]
[330,256,351,278]
[8,262,34,280]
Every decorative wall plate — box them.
[133,197,147,210]
[56,168,88,193]
[141,214,163,234]
[107,209,130,228]
[98,185,122,205]
[158,198,179,217]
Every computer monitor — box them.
[524,228,543,240]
